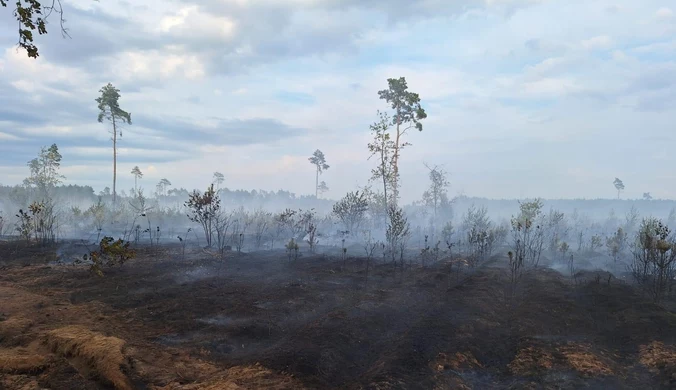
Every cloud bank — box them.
[0,0,675,201]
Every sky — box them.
[0,0,675,203]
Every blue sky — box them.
[0,0,675,202]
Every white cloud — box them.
[581,35,613,50]
[155,5,237,41]
[22,125,74,136]
[3,48,89,93]
[521,77,582,97]
[611,50,629,62]
[111,49,206,82]
[656,7,674,20]
[632,39,676,54]
[0,132,21,141]
[524,56,569,77]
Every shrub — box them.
[629,218,676,302]
[386,205,410,266]
[332,191,369,235]
[82,236,136,277]
[185,184,220,247]
[286,238,299,261]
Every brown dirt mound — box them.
[639,341,676,384]
[126,346,220,385]
[0,316,34,345]
[43,325,132,390]
[0,347,48,373]
[151,362,305,390]
[0,286,45,315]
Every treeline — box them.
[3,183,674,221]
[451,196,676,222]
[0,184,336,213]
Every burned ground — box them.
[1,240,675,389]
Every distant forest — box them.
[0,183,673,223]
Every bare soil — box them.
[0,240,675,389]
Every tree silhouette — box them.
[308,149,330,198]
[317,181,329,197]
[96,83,131,204]
[131,166,143,194]
[613,178,625,199]
[213,172,224,191]
[377,77,427,205]
[159,178,172,196]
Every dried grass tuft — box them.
[559,344,613,377]
[151,362,304,390]
[0,347,48,373]
[508,346,554,376]
[433,351,482,372]
[43,325,132,390]
[639,341,676,384]
[0,316,34,344]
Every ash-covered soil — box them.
[1,240,675,389]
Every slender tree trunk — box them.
[392,105,401,206]
[315,166,319,198]
[112,115,117,205]
[433,197,438,236]
[379,135,388,213]
[382,173,388,212]
[134,176,137,194]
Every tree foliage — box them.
[23,143,64,198]
[308,149,329,173]
[613,177,625,199]
[332,191,369,235]
[377,77,427,204]
[630,218,676,303]
[1,0,69,58]
[185,184,220,247]
[157,178,171,196]
[317,181,329,197]
[606,227,627,262]
[377,77,427,133]
[385,205,411,265]
[510,198,545,270]
[421,163,450,225]
[131,165,143,194]
[96,83,131,204]
[83,236,136,277]
[131,166,143,176]
[309,149,330,198]
[96,83,132,126]
[213,172,224,190]
[461,205,502,266]
[367,111,396,209]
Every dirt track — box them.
[1,241,675,389]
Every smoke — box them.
[4,180,676,285]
